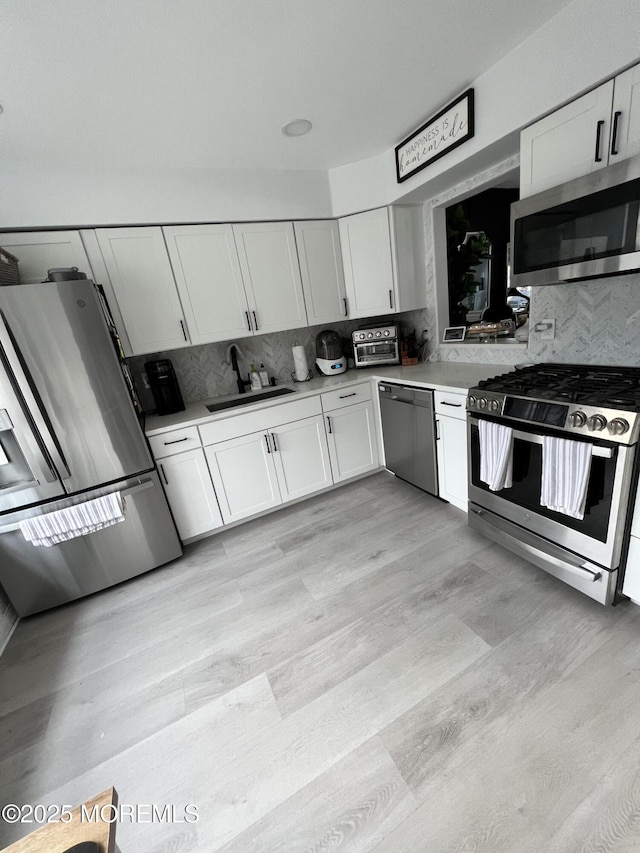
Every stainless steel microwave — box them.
[510,154,640,287]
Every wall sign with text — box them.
[395,89,475,183]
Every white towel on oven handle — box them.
[478,419,514,491]
[19,492,125,547]
[540,436,592,520]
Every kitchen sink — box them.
[205,387,296,413]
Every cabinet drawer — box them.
[199,395,321,445]
[321,381,372,412]
[148,426,201,458]
[434,390,467,420]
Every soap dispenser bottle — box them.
[249,363,262,390]
[258,363,269,386]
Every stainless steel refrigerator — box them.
[0,279,182,616]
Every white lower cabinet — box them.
[434,390,468,512]
[270,416,333,502]
[204,414,332,524]
[205,431,281,524]
[156,448,223,540]
[324,400,379,483]
[623,479,640,605]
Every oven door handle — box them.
[469,506,602,582]
[469,417,614,458]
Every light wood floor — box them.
[2,471,640,852]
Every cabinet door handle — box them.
[594,119,605,162]
[264,433,271,454]
[271,432,278,452]
[159,463,169,485]
[389,289,394,309]
[245,311,252,331]
[253,311,259,331]
[435,420,440,441]
[611,110,622,156]
[179,319,188,341]
[343,297,348,317]
[163,437,189,445]
[326,416,332,434]
[339,392,356,399]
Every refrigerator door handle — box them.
[0,311,70,481]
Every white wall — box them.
[0,164,333,228]
[329,0,640,215]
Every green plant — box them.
[446,204,491,324]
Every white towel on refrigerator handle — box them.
[19,492,126,547]
[478,420,514,491]
[540,436,592,519]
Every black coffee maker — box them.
[145,359,185,415]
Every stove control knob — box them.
[359,333,366,340]
[569,411,587,428]
[607,417,630,436]
[367,332,374,339]
[478,397,488,410]
[467,395,477,408]
[383,329,390,336]
[375,331,382,337]
[587,414,607,432]
[489,400,500,412]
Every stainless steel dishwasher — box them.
[378,382,438,496]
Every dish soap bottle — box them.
[258,363,269,386]
[249,363,262,390]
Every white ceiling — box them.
[1,0,574,173]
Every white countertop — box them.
[144,361,510,436]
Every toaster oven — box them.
[352,325,400,367]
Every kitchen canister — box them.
[292,344,311,382]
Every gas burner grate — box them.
[476,363,640,412]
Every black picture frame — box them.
[395,89,475,183]
[442,325,467,343]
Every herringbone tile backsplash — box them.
[129,311,430,410]
[435,274,640,367]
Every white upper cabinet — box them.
[233,222,308,334]
[339,208,396,319]
[338,206,426,320]
[294,220,348,325]
[95,226,190,355]
[520,80,615,197]
[520,61,640,197]
[610,63,640,164]
[0,231,92,284]
[163,224,252,345]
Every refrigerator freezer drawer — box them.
[0,470,182,617]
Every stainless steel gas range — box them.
[466,363,640,605]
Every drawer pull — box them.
[338,392,357,399]
[163,437,189,445]
[441,401,462,407]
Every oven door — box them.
[467,414,636,571]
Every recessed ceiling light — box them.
[282,119,312,137]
